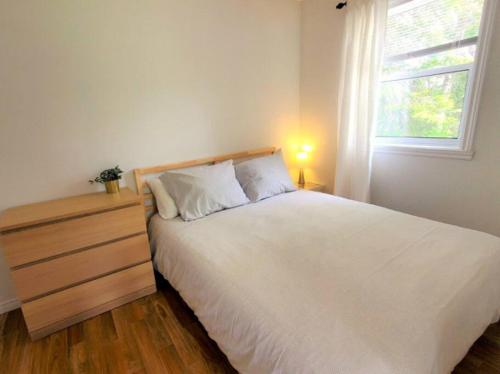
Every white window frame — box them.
[374,0,497,160]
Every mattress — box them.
[149,190,500,374]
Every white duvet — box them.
[149,191,500,374]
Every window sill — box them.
[374,144,474,160]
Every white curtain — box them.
[334,0,388,202]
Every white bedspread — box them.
[149,191,500,374]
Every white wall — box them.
[0,0,300,307]
[300,0,345,192]
[371,4,500,237]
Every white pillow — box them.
[147,178,178,219]
[234,150,296,202]
[159,160,249,221]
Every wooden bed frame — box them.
[133,147,276,219]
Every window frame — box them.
[374,0,497,160]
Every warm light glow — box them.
[296,151,308,160]
[302,144,313,152]
[296,144,313,163]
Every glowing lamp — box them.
[296,145,313,187]
[296,151,308,161]
[302,144,313,152]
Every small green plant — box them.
[89,166,123,184]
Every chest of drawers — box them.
[0,188,156,340]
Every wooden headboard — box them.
[133,147,276,219]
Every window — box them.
[375,0,497,159]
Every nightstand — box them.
[296,182,326,192]
[0,188,156,340]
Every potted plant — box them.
[89,166,123,194]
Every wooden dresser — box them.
[0,188,156,340]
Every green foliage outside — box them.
[376,0,484,138]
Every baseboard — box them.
[0,298,20,315]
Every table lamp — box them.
[296,145,312,187]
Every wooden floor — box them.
[0,279,499,374]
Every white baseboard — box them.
[0,298,20,315]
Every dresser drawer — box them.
[22,262,155,339]
[11,234,151,301]
[1,205,146,268]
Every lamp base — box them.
[298,168,305,187]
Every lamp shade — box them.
[302,144,313,152]
[296,144,312,164]
[296,151,308,161]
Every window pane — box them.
[382,45,476,79]
[376,71,468,138]
[385,0,484,58]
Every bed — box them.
[135,148,500,374]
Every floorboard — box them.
[0,279,498,373]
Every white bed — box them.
[149,190,500,374]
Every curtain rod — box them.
[336,1,347,9]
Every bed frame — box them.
[133,147,276,219]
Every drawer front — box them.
[22,262,155,336]
[1,205,146,268]
[11,234,151,301]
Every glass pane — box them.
[382,45,476,78]
[376,71,468,138]
[385,0,485,58]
